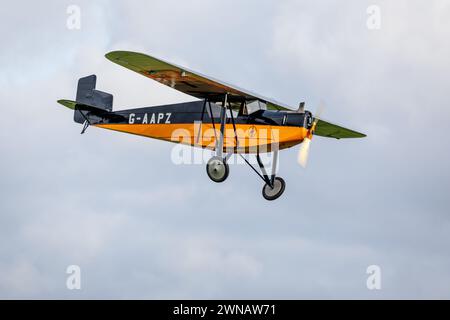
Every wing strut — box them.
[195,99,207,144]
[228,99,240,149]
[215,93,228,158]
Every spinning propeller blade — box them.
[297,137,311,168]
[297,101,326,168]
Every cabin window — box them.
[246,100,267,114]
[206,102,222,118]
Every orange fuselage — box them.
[96,123,309,153]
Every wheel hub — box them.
[206,156,229,183]
[208,159,226,179]
[263,179,283,197]
[262,177,285,200]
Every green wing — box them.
[105,51,292,111]
[314,118,366,139]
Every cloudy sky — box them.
[1,0,450,299]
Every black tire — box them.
[262,177,286,201]
[206,156,229,183]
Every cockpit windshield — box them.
[245,100,267,114]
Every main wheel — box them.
[206,156,229,183]
[262,177,286,201]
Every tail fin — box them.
[76,75,113,111]
[58,75,114,124]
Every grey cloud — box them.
[0,0,450,299]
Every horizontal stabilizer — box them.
[57,99,77,110]
[57,99,126,124]
[57,99,110,113]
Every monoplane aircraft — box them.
[58,51,365,200]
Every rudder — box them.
[74,75,113,124]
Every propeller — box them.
[297,101,325,168]
[297,136,311,168]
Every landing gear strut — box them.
[206,93,231,183]
[204,93,285,200]
[239,148,286,201]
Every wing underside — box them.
[104,51,366,138]
[105,51,292,111]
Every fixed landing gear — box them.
[204,92,285,200]
[206,156,229,183]
[238,149,286,201]
[262,177,286,201]
[206,93,230,183]
[206,153,286,200]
